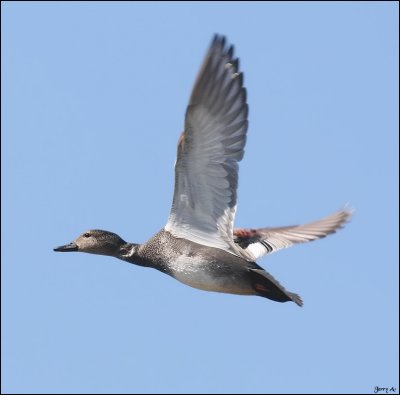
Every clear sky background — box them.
[2,2,398,394]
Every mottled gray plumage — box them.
[54,35,352,307]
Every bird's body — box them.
[54,35,352,307]
[125,229,261,296]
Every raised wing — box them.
[165,35,248,253]
[234,209,353,260]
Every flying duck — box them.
[54,35,352,306]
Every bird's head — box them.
[54,229,127,257]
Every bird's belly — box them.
[167,255,254,295]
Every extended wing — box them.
[165,35,248,254]
[234,209,353,260]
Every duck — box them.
[54,35,352,307]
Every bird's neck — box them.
[116,243,150,267]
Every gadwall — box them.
[54,35,352,307]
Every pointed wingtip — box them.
[342,203,356,218]
[334,205,355,228]
[210,33,229,52]
[211,33,224,44]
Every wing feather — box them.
[165,35,248,254]
[234,209,353,260]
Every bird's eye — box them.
[83,233,91,238]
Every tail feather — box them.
[249,268,303,307]
[287,292,303,307]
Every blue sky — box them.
[2,2,398,394]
